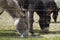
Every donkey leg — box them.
[52,10,58,22]
[29,11,35,36]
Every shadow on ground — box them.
[0,30,60,38]
[0,30,20,38]
[33,29,60,35]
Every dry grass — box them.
[0,11,60,40]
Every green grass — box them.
[0,11,60,40]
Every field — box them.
[0,11,60,40]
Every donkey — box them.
[28,0,59,35]
[0,0,29,38]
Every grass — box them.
[0,11,60,40]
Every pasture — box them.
[0,11,60,40]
